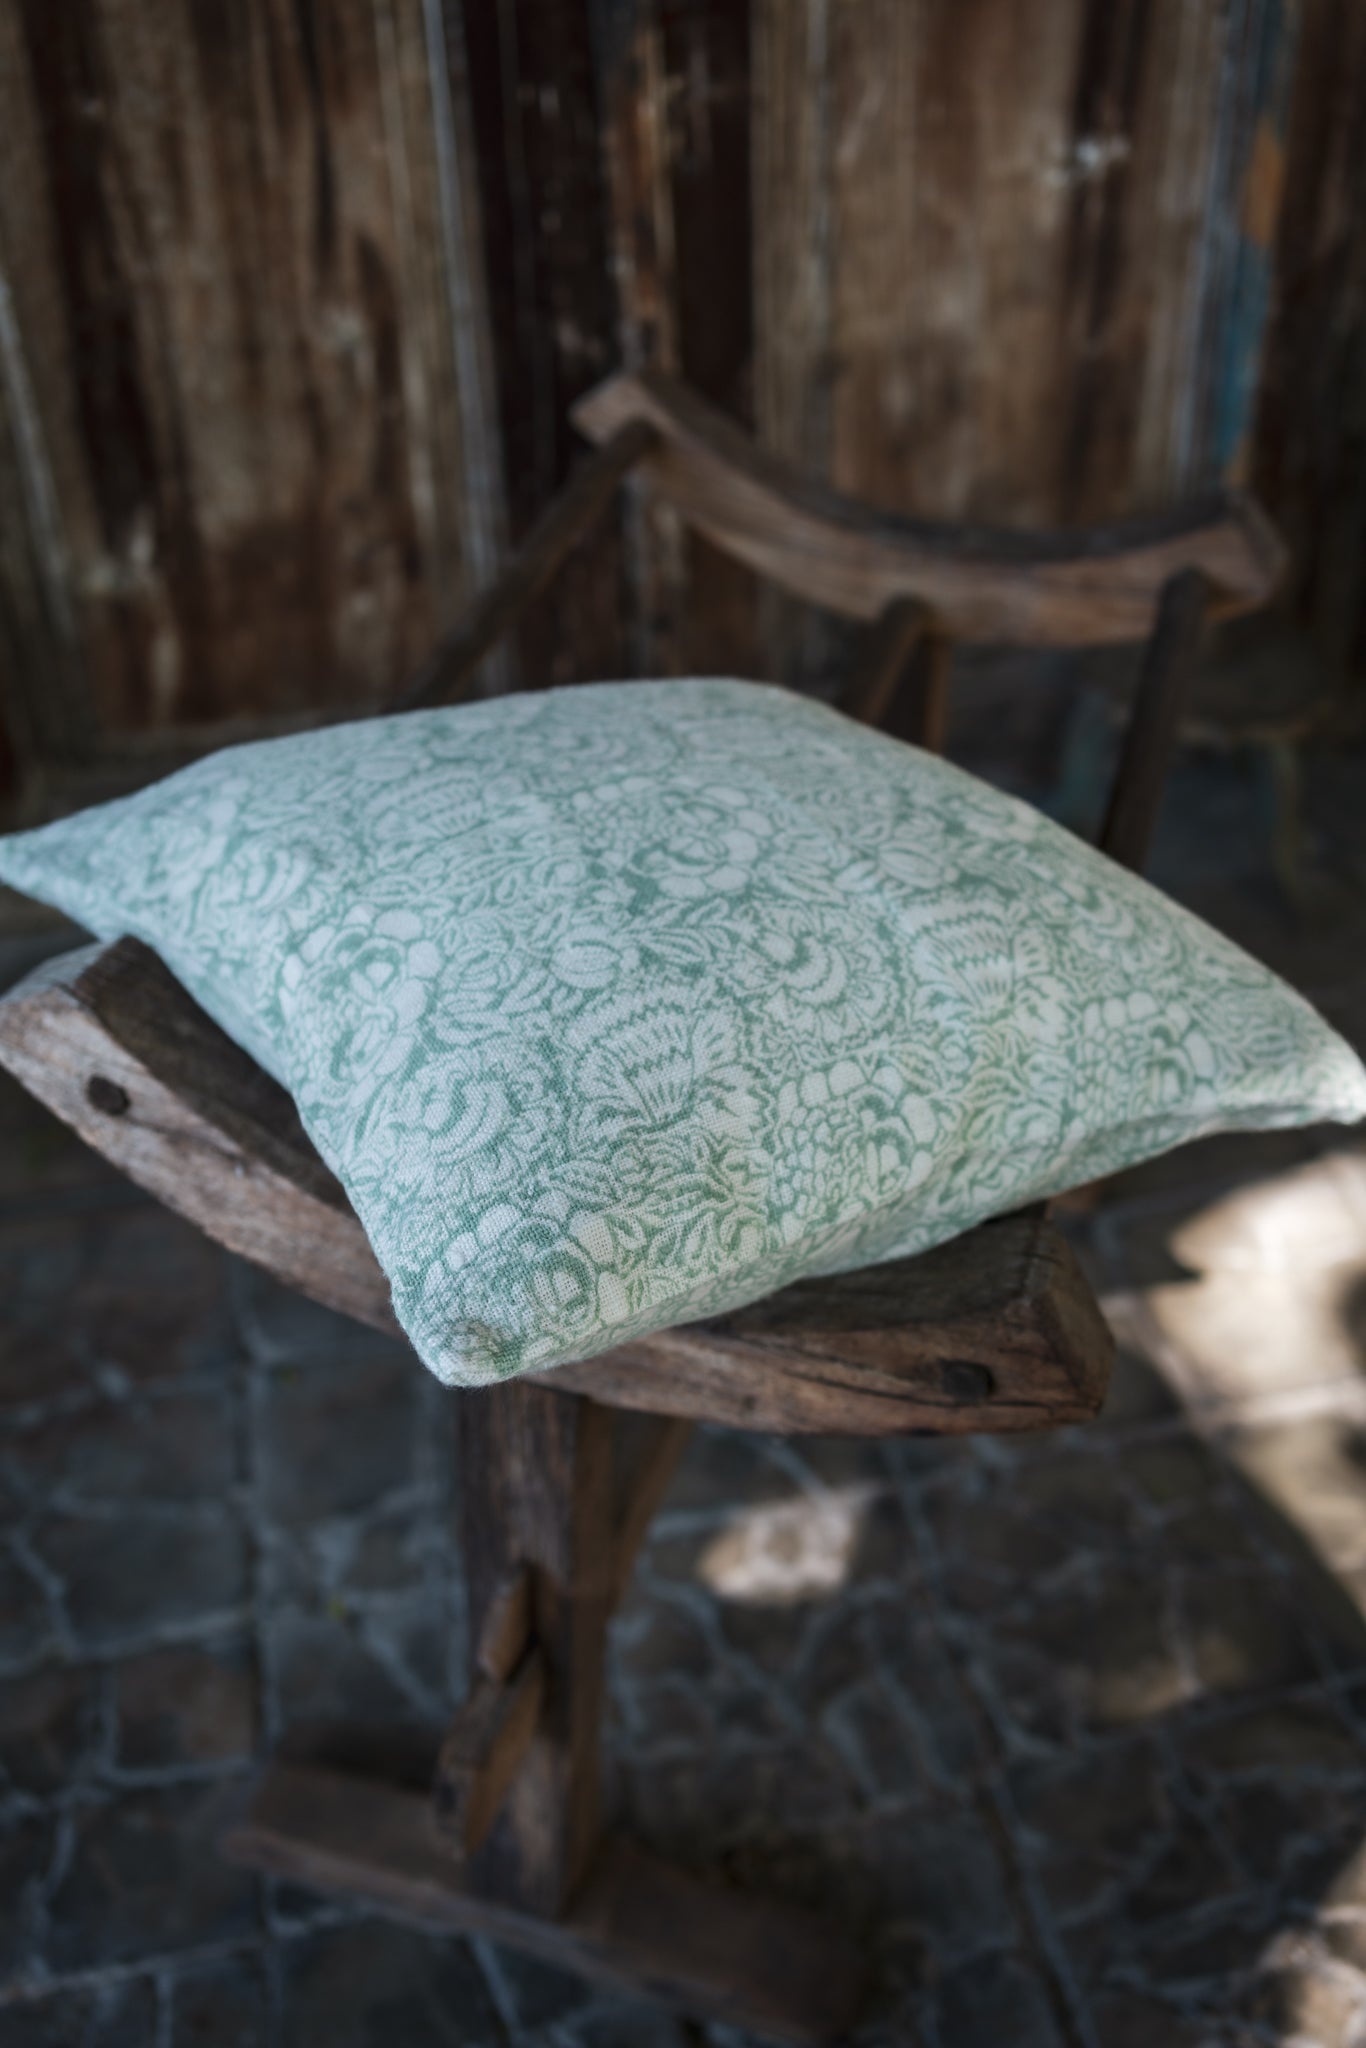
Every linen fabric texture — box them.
[2,678,1363,1388]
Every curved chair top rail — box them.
[0,938,1111,1439]
[572,370,1285,646]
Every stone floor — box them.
[2,738,1366,2047]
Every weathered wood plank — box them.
[0,0,497,740]
[543,1209,1112,1436]
[1253,0,1366,690]
[454,1383,614,1915]
[609,1415,692,1602]
[0,938,1115,1436]
[575,368,1284,642]
[754,0,1298,538]
[751,0,834,688]
[227,1763,865,2044]
[658,0,761,680]
[392,421,655,710]
[594,0,687,677]
[1100,568,1208,871]
[431,1650,547,1861]
[594,0,760,680]
[0,939,394,1332]
[826,0,1078,524]
[460,0,625,691]
[843,598,931,729]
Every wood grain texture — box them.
[1253,0,1366,690]
[474,1565,534,1683]
[594,0,760,680]
[392,421,655,710]
[0,939,394,1332]
[453,1383,614,1915]
[753,0,1299,533]
[574,368,1284,643]
[0,938,1114,1437]
[594,0,686,676]
[843,598,931,729]
[227,1763,866,2044]
[903,626,954,754]
[431,1650,547,1861]
[543,1209,1112,1436]
[0,0,506,747]
[1100,568,1209,871]
[609,1415,691,1601]
[657,0,761,679]
[460,0,626,692]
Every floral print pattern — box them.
[2,678,1363,1387]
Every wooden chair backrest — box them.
[573,369,1285,646]
[395,364,1286,876]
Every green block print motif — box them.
[1,680,1363,1386]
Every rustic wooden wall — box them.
[0,0,504,775]
[0,0,1354,808]
[750,0,1296,525]
[1254,0,1366,683]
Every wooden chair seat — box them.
[0,368,1284,2042]
[0,936,1111,1441]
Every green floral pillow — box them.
[1,679,1363,1386]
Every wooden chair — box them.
[0,370,1283,2045]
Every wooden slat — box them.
[227,1762,865,2045]
[543,1210,1111,1435]
[750,0,836,689]
[0,940,393,1333]
[1099,568,1209,872]
[904,628,954,755]
[573,368,1284,644]
[453,1384,613,1916]
[843,597,930,728]
[473,1565,534,1683]
[0,0,497,737]
[391,422,655,711]
[458,0,626,694]
[1253,0,1366,688]
[594,0,687,677]
[609,1416,692,1602]
[431,1651,548,1861]
[655,2,761,680]
[824,0,1071,521]
[0,938,1114,1437]
[754,0,1296,532]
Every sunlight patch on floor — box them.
[1143,1153,1366,1410]
[695,1484,877,1605]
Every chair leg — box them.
[225,1385,867,2043]
[452,1382,615,1917]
